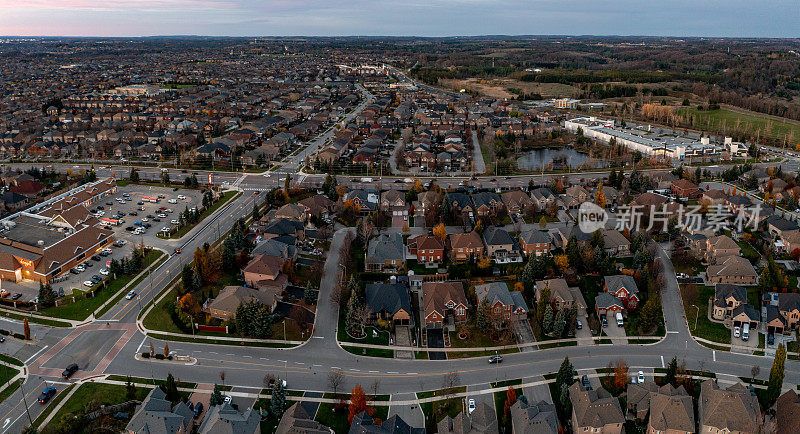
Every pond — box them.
[516,147,609,171]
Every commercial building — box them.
[0,178,116,283]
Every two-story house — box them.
[408,234,445,265]
[422,281,468,330]
[448,231,484,262]
[474,282,529,324]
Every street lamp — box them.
[692,305,700,331]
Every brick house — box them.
[706,256,758,286]
[474,282,529,324]
[712,284,747,320]
[604,275,639,310]
[447,231,484,262]
[408,234,445,265]
[519,229,551,257]
[671,179,700,199]
[422,281,468,329]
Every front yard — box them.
[681,284,731,344]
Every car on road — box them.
[0,336,4,343]
[468,399,476,414]
[11,293,21,300]
[637,371,645,384]
[83,281,94,287]
[174,248,181,254]
[38,386,57,404]
[125,290,136,300]
[62,363,79,379]
[576,319,582,330]
[488,355,503,364]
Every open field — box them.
[440,78,577,99]
[677,107,800,143]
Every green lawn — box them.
[736,240,761,265]
[43,249,165,321]
[682,285,731,344]
[0,354,23,367]
[45,383,151,431]
[677,107,800,143]
[159,191,239,239]
[419,395,463,430]
[0,311,70,327]
[0,379,21,405]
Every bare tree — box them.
[353,304,372,334]
[442,371,461,403]
[219,370,226,387]
[263,374,276,389]
[327,371,345,395]
[329,282,344,305]
[751,365,760,382]
[369,379,381,398]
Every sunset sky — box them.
[0,0,796,37]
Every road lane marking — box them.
[713,351,716,362]
[660,356,664,368]
[23,345,49,365]
[368,370,378,373]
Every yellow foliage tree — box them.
[554,254,569,273]
[595,188,607,208]
[433,223,447,242]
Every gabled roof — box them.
[448,231,483,250]
[422,281,467,319]
[595,292,624,310]
[520,229,551,245]
[569,382,624,429]
[475,282,528,313]
[714,284,747,308]
[471,191,501,210]
[483,226,514,246]
[366,233,405,263]
[699,380,760,433]
[365,283,413,325]
[604,275,639,297]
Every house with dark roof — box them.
[530,187,557,210]
[422,281,468,330]
[407,234,444,265]
[595,292,625,319]
[519,229,551,257]
[197,402,260,434]
[712,284,748,320]
[569,382,624,434]
[350,411,424,433]
[626,382,694,434]
[0,191,29,212]
[604,275,639,310]
[125,387,194,434]
[706,256,758,286]
[731,304,760,330]
[602,229,630,256]
[471,191,502,217]
[763,292,800,333]
[437,401,498,433]
[765,216,799,238]
[510,397,559,434]
[204,285,279,321]
[446,192,474,220]
[474,282,529,323]
[483,226,522,264]
[365,233,405,273]
[365,282,413,327]
[262,218,304,241]
[276,403,332,433]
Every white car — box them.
[157,213,167,218]
[141,217,148,222]
[166,209,173,213]
[76,265,86,272]
[223,395,232,405]
[734,326,741,337]
[102,248,112,254]
[171,219,179,225]
[168,199,177,204]
[177,194,186,200]
[637,371,645,384]
[125,290,136,300]
[83,281,94,287]
[99,268,109,275]
[468,399,476,414]
[161,227,171,232]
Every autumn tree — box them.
[554,254,569,273]
[348,385,367,424]
[539,215,547,229]
[503,386,518,426]
[595,188,607,208]
[433,223,447,242]
[613,359,629,390]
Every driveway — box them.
[426,328,446,360]
[602,318,627,344]
[388,392,425,429]
[511,320,536,351]
[522,376,553,404]
[575,315,593,345]
[465,383,494,415]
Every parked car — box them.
[768,332,775,345]
[576,319,583,330]
[637,371,645,384]
[177,194,186,200]
[468,399,476,414]
[84,261,93,267]
[83,281,94,287]
[193,402,203,418]
[62,363,79,379]
[0,290,8,298]
[91,255,101,261]
[38,386,57,404]
[734,326,741,338]
[11,293,21,300]
[100,268,109,275]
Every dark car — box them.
[193,402,203,418]
[84,261,93,267]
[58,288,65,297]
[181,169,188,173]
[768,332,775,345]
[173,187,179,191]
[146,215,154,219]
[488,355,503,364]
[125,226,135,231]
[62,363,78,379]
[581,375,592,390]
[91,255,101,261]
[97,205,104,210]
[70,268,81,274]
[152,218,161,222]
[11,293,22,300]
[137,201,144,205]
[174,248,182,254]
[129,212,138,216]
[38,386,56,404]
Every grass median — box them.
[43,249,165,321]
[44,383,151,432]
[159,191,239,240]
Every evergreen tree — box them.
[161,171,170,185]
[126,376,137,401]
[129,168,139,182]
[543,304,554,334]
[181,264,195,291]
[440,192,451,223]
[664,356,678,385]
[553,308,566,337]
[567,303,578,334]
[767,343,786,404]
[476,299,490,333]
[555,356,574,414]
[303,287,317,304]
[252,203,261,221]
[271,380,286,416]
[163,373,180,404]
[210,384,224,406]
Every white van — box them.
[742,323,750,341]
[615,312,624,327]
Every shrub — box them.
[12,333,25,340]
[0,329,9,336]
[141,352,150,358]
[155,354,165,360]
[167,356,173,360]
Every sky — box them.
[0,0,797,38]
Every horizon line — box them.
[2,34,798,40]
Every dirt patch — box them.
[440,78,578,99]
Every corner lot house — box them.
[474,282,529,323]
[604,275,639,310]
[699,380,760,434]
[712,284,747,320]
[706,255,758,286]
[569,382,624,434]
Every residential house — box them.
[351,411,424,434]
[437,402,498,434]
[763,292,800,333]
[595,292,626,319]
[725,194,753,214]
[626,382,694,434]
[204,285,279,321]
[501,190,534,215]
[414,190,440,223]
[446,192,475,220]
[604,275,640,310]
[299,194,335,219]
[0,191,30,212]
[712,284,748,320]
[704,235,741,264]
[448,231,484,262]
[769,389,800,434]
[365,283,413,326]
[602,229,630,256]
[474,282,529,323]
[381,190,409,227]
[365,233,405,272]
[510,398,559,434]
[242,254,288,292]
[563,186,589,209]
[731,304,760,330]
[472,191,502,217]
[422,281,468,329]
[274,203,309,222]
[535,278,586,313]
[765,216,798,238]
[408,234,445,265]
[262,218,305,241]
[483,226,522,263]
[701,189,728,207]
[125,388,194,434]
[671,179,701,199]
[276,403,332,433]
[706,256,758,286]
[530,187,557,211]
[197,402,260,434]
[699,380,760,434]
[344,189,379,215]
[519,229,551,257]
[569,382,624,434]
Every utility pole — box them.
[19,381,32,426]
